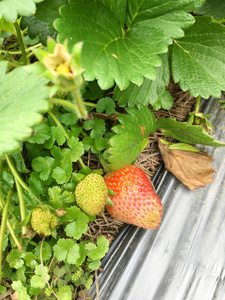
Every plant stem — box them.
[49,97,81,116]
[0,189,13,283]
[15,179,27,235]
[84,102,96,107]
[5,154,42,205]
[0,193,22,251]
[48,111,70,140]
[0,43,43,55]
[13,21,27,65]
[71,89,88,119]
[78,158,86,169]
[195,95,201,113]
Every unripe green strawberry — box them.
[104,165,163,229]
[31,207,59,236]
[75,173,108,216]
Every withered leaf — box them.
[158,141,215,190]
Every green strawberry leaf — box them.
[11,281,30,300]
[60,112,78,126]
[20,16,57,46]
[16,266,26,284]
[51,126,66,146]
[35,0,68,31]
[28,172,44,196]
[53,239,81,264]
[20,0,67,45]
[52,166,69,184]
[32,156,55,181]
[115,53,173,110]
[0,0,42,22]
[30,265,50,289]
[6,249,24,269]
[88,259,101,271]
[195,0,225,21]
[107,105,157,171]
[157,118,225,147]
[55,0,196,89]
[34,242,52,262]
[11,151,30,174]
[48,186,75,208]
[83,118,106,139]
[0,286,6,294]
[96,97,116,115]
[0,63,50,158]
[83,81,104,101]
[23,252,38,268]
[67,136,85,162]
[65,221,88,240]
[172,17,225,98]
[98,0,127,27]
[62,206,90,239]
[56,286,72,300]
[85,236,109,260]
[28,123,51,144]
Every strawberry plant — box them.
[0,0,225,299]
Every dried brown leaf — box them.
[158,141,215,190]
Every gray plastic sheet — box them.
[90,97,225,300]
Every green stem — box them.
[0,190,13,283]
[48,111,69,140]
[13,21,27,66]
[195,95,201,113]
[15,179,27,235]
[84,102,96,107]
[78,158,86,169]
[0,43,43,55]
[0,194,22,250]
[49,98,80,116]
[5,155,42,205]
[0,160,22,251]
[72,89,88,119]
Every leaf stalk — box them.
[195,95,201,113]
[15,178,27,235]
[13,21,27,65]
[0,190,13,283]
[5,154,42,205]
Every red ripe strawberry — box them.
[104,165,163,229]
